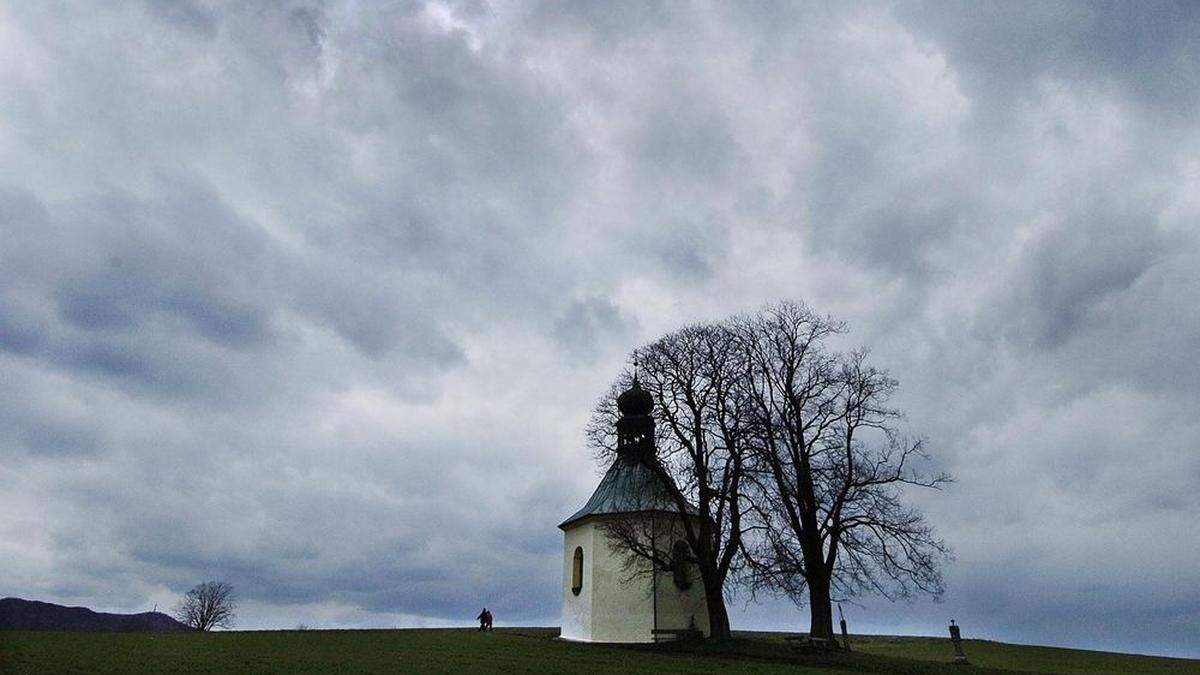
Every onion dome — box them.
[617,375,654,417]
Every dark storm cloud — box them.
[895,1,1200,114]
[552,297,636,362]
[1,0,1198,656]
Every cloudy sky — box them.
[2,0,1198,659]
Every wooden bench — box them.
[783,635,840,650]
[651,628,703,642]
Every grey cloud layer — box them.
[1,0,1197,657]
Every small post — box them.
[838,604,850,651]
[948,619,968,664]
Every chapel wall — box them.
[559,523,594,641]
[589,524,655,642]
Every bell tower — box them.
[615,375,655,457]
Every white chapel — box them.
[558,377,710,643]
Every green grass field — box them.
[1,628,1196,674]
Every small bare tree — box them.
[175,581,236,631]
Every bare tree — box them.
[586,303,950,642]
[737,301,951,643]
[587,323,752,640]
[175,581,236,631]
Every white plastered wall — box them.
[646,515,711,637]
[588,519,654,642]
[559,523,593,641]
[560,515,711,643]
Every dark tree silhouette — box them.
[587,323,753,640]
[589,302,950,643]
[174,581,236,631]
[737,301,950,643]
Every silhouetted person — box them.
[477,607,488,631]
[484,609,493,631]
[949,619,968,664]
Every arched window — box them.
[671,540,692,591]
[571,546,584,596]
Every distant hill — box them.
[0,597,190,632]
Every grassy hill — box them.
[1,627,1195,674]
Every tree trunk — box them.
[704,586,732,640]
[807,575,835,642]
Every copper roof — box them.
[558,453,697,530]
